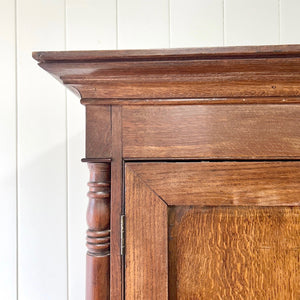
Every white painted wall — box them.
[0,0,299,299]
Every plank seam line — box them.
[15,0,19,298]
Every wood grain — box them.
[86,163,110,300]
[56,56,300,99]
[32,44,300,62]
[123,105,300,159]
[81,97,300,106]
[86,105,111,158]
[33,45,300,300]
[33,45,300,100]
[128,162,300,206]
[110,106,123,299]
[86,255,109,300]
[169,206,300,300]
[125,166,168,299]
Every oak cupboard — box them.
[33,45,300,300]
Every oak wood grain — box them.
[123,105,300,159]
[86,105,111,158]
[169,206,300,300]
[33,45,300,300]
[33,45,300,100]
[126,161,300,299]
[128,162,300,206]
[125,166,168,299]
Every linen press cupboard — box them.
[33,45,300,300]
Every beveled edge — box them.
[33,44,300,63]
[32,44,300,102]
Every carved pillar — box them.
[86,163,111,300]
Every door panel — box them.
[169,206,300,299]
[125,166,168,300]
[125,162,300,299]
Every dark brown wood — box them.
[81,158,111,163]
[125,162,300,299]
[169,206,300,299]
[81,96,300,106]
[86,105,111,158]
[123,105,300,159]
[32,44,300,62]
[69,66,300,98]
[125,166,168,299]
[110,106,123,299]
[33,45,300,300]
[128,161,300,206]
[33,45,300,100]
[86,163,111,300]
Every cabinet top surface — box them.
[33,44,300,63]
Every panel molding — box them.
[125,161,300,298]
[33,45,300,100]
[127,162,300,206]
[125,166,168,299]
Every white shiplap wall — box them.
[66,2,116,299]
[1,1,299,299]
[0,1,16,299]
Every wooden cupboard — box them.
[33,45,300,300]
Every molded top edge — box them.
[33,44,300,63]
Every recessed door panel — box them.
[125,162,300,299]
[169,206,300,299]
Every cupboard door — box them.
[125,162,300,299]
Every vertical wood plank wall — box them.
[66,2,116,299]
[0,1,299,299]
[0,1,16,300]
[17,1,67,300]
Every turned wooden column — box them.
[86,163,111,300]
[33,45,300,300]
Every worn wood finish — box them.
[125,166,168,299]
[33,45,300,300]
[123,105,300,159]
[86,106,111,158]
[81,96,300,106]
[33,44,300,62]
[33,45,300,100]
[69,71,300,99]
[110,106,123,299]
[128,161,300,206]
[86,163,111,300]
[169,206,300,299]
[125,162,300,299]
